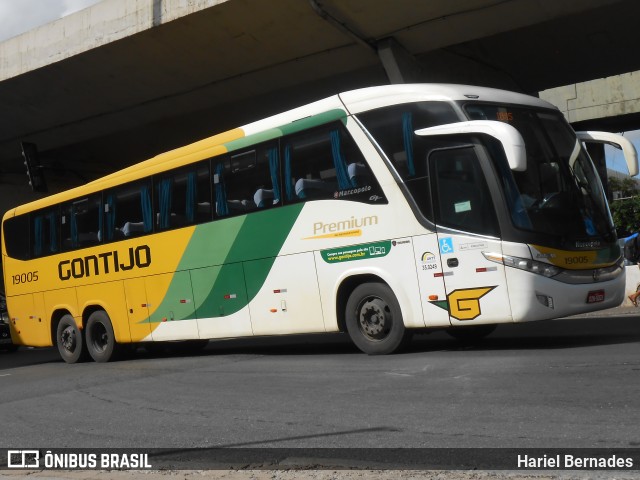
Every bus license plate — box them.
[586,290,605,304]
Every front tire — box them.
[56,314,87,363]
[345,282,411,355]
[86,310,120,362]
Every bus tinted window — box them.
[104,180,153,240]
[61,194,102,250]
[31,207,60,257]
[282,124,384,204]
[155,162,211,230]
[213,143,280,217]
[357,102,459,220]
[431,146,500,237]
[3,214,30,260]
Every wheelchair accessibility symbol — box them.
[439,237,454,254]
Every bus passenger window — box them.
[104,180,153,241]
[282,124,385,204]
[61,194,102,250]
[213,143,280,218]
[155,162,211,231]
[31,208,60,257]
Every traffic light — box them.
[20,142,48,193]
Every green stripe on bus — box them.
[221,109,347,153]
[146,204,304,322]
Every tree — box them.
[610,195,640,238]
[608,176,638,199]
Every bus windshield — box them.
[464,104,614,241]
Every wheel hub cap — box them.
[61,327,76,352]
[359,298,389,337]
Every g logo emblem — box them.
[448,287,496,320]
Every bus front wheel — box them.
[345,282,411,355]
[86,310,120,362]
[56,314,87,364]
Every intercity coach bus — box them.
[2,84,637,363]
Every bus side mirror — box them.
[576,131,638,177]
[415,120,527,172]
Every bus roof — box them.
[5,84,556,219]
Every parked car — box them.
[0,292,17,351]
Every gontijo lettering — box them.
[58,245,151,280]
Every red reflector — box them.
[273,289,281,294]
[224,295,230,299]
[476,268,487,273]
[434,272,444,277]
[587,290,605,304]
[180,299,186,303]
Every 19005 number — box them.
[12,271,39,284]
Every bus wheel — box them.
[345,282,410,355]
[86,310,120,362]
[56,314,87,364]
[445,324,497,342]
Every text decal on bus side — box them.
[58,245,152,281]
[320,241,391,263]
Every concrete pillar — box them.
[377,37,423,84]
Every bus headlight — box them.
[483,252,561,278]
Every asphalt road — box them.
[1,308,639,466]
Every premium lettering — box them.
[313,215,378,235]
[58,245,151,280]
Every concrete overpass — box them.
[541,71,640,132]
[1,0,640,206]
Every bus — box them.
[2,84,637,363]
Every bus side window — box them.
[282,124,384,204]
[357,102,460,220]
[155,162,211,231]
[61,194,102,250]
[104,180,153,240]
[31,207,60,257]
[213,143,280,217]
[3,214,30,260]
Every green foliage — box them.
[609,176,638,198]
[610,196,640,237]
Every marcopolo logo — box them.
[58,245,152,281]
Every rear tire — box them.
[56,314,88,363]
[86,310,120,362]
[345,282,411,355]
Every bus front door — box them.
[428,145,513,326]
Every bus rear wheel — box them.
[56,314,87,364]
[345,282,411,355]
[86,310,120,362]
